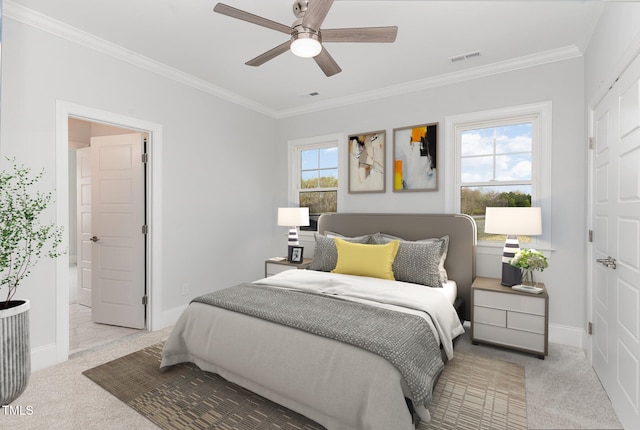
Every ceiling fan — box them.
[213,0,398,77]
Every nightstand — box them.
[264,258,312,277]
[471,276,549,359]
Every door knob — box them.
[90,236,99,242]
[596,256,616,269]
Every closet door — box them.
[591,52,640,429]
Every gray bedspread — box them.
[192,283,444,407]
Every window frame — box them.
[445,102,552,252]
[288,133,345,234]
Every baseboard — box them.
[549,323,584,348]
[29,305,186,373]
[158,304,188,330]
[582,331,591,362]
[30,342,59,372]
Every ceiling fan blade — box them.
[214,3,292,35]
[322,27,398,43]
[245,41,291,67]
[302,0,334,31]
[314,47,342,77]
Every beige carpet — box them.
[83,342,526,430]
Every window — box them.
[288,134,343,231]
[299,146,338,230]
[445,102,551,248]
[461,122,533,241]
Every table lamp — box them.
[277,207,310,260]
[484,207,542,286]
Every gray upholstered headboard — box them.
[318,213,477,320]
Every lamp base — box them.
[287,227,300,246]
[287,227,300,262]
[500,234,521,286]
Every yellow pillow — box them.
[331,238,399,280]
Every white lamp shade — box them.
[277,207,310,227]
[484,207,542,236]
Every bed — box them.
[160,213,477,430]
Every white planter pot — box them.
[0,299,31,406]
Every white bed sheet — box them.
[440,279,458,305]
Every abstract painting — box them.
[348,130,386,193]
[393,123,438,192]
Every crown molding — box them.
[275,45,582,118]
[4,1,582,120]
[3,0,279,118]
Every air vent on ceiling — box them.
[449,50,482,64]
[300,91,320,98]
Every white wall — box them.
[0,18,281,368]
[585,3,640,106]
[277,58,587,345]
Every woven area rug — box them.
[83,343,526,430]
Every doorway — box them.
[52,100,164,366]
[68,118,147,353]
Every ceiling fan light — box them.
[291,35,322,58]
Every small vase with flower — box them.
[510,248,548,287]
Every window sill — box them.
[477,241,553,257]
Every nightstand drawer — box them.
[474,323,545,352]
[508,311,545,334]
[474,289,545,316]
[474,306,506,327]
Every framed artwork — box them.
[348,130,386,193]
[393,123,438,192]
[288,246,304,263]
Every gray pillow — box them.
[371,233,449,287]
[309,233,372,272]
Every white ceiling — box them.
[6,0,605,117]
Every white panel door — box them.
[76,147,92,307]
[90,133,146,329]
[591,53,640,429]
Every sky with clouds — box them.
[301,147,338,185]
[461,123,532,184]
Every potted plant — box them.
[510,248,548,286]
[0,160,64,405]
